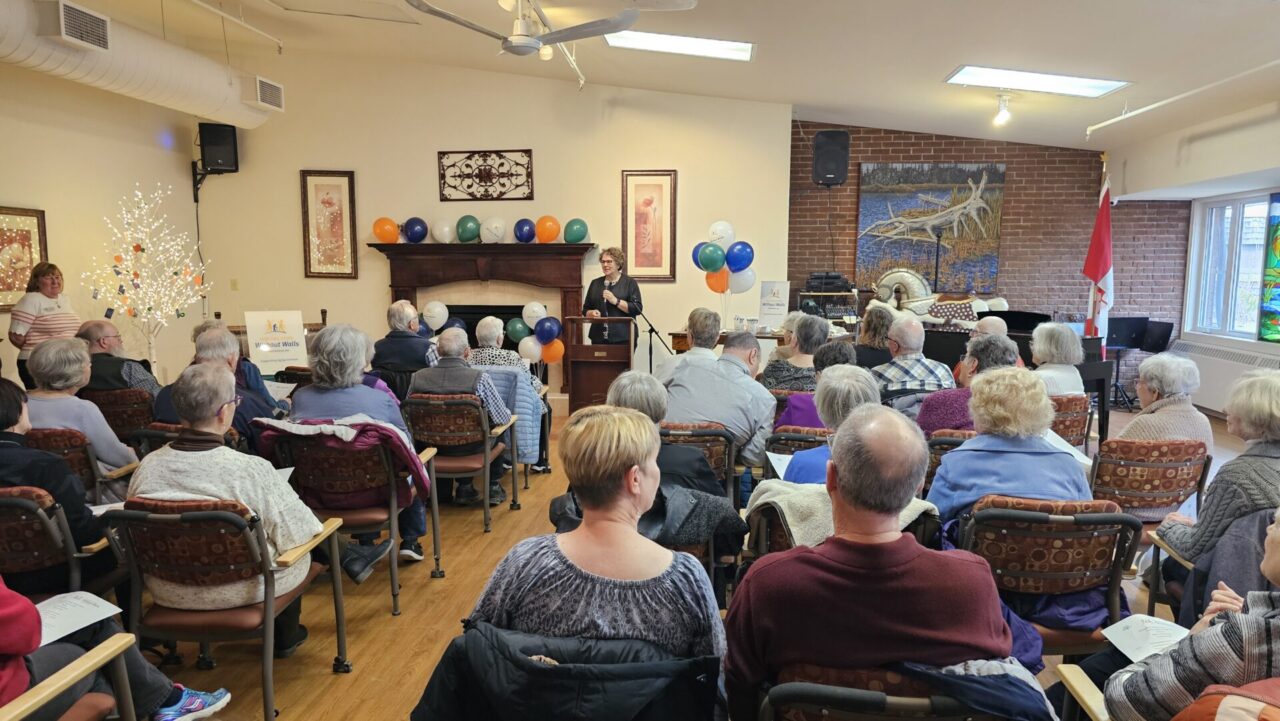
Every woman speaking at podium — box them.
[582,247,643,345]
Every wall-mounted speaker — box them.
[812,130,849,187]
[198,122,238,174]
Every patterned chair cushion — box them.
[768,426,831,456]
[403,394,487,447]
[1092,439,1208,519]
[771,389,800,425]
[0,487,65,573]
[121,498,259,586]
[279,436,406,510]
[778,665,936,699]
[80,388,154,441]
[924,431,975,495]
[26,429,95,492]
[1050,394,1091,447]
[659,421,733,482]
[968,495,1125,595]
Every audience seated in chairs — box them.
[1157,370,1280,604]
[189,318,289,414]
[1050,507,1280,721]
[871,316,954,418]
[474,405,724,656]
[24,338,138,473]
[949,315,1024,383]
[665,330,775,467]
[0,575,230,721]
[155,328,280,453]
[371,300,439,374]
[471,315,551,473]
[290,324,430,562]
[1118,352,1215,451]
[0,378,123,599]
[607,371,721,498]
[773,340,858,430]
[926,367,1091,523]
[407,327,513,508]
[76,320,162,398]
[129,363,390,658]
[1030,322,1085,395]
[917,333,1020,438]
[783,365,880,484]
[761,314,828,392]
[725,405,1012,721]
[657,308,721,384]
[854,306,894,369]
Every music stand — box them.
[1106,317,1149,411]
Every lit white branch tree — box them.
[81,185,209,366]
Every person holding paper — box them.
[0,577,230,721]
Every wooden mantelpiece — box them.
[367,242,595,392]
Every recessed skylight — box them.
[604,30,754,62]
[946,66,1128,98]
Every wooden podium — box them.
[565,317,634,413]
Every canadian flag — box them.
[1083,178,1113,355]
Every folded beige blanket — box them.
[745,479,939,548]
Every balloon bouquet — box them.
[691,221,756,319]
[506,302,565,364]
[373,216,589,245]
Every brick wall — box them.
[788,120,1191,388]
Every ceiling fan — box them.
[403,0,691,86]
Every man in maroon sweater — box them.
[725,405,1012,720]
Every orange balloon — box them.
[541,338,565,363]
[706,268,730,293]
[373,217,399,244]
[535,215,560,244]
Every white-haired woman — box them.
[606,370,720,497]
[762,314,830,392]
[25,337,137,471]
[290,324,429,561]
[1030,322,1085,395]
[781,365,880,484]
[471,315,550,473]
[768,311,809,365]
[926,367,1090,523]
[1117,352,1214,451]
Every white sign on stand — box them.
[758,281,790,333]
[244,310,308,376]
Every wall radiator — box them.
[1171,339,1280,413]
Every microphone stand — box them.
[636,308,672,374]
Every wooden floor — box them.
[155,410,1243,719]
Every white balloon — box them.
[518,335,543,362]
[432,221,456,244]
[521,302,547,328]
[423,301,449,330]
[481,217,506,243]
[708,220,736,248]
[729,267,757,295]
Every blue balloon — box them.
[725,241,755,273]
[403,217,429,243]
[534,317,562,344]
[442,317,466,331]
[513,218,536,244]
[691,241,708,270]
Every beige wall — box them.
[2,51,792,390]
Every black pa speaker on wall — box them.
[197,122,238,174]
[812,130,849,187]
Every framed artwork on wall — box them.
[300,170,358,279]
[621,169,677,282]
[438,149,534,201]
[0,206,48,312]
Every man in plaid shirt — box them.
[870,317,955,393]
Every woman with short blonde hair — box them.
[472,405,725,658]
[926,367,1090,522]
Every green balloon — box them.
[456,215,481,243]
[564,218,588,244]
[506,317,531,342]
[697,242,726,272]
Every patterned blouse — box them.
[472,534,726,658]
[761,359,817,392]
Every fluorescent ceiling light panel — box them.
[604,30,753,61]
[946,66,1128,98]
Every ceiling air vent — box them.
[36,0,110,52]
[242,75,285,112]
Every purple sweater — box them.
[774,393,823,430]
[916,387,974,438]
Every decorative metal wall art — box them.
[438,149,534,201]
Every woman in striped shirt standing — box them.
[7,263,80,389]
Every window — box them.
[1187,191,1275,340]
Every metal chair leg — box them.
[262,615,276,721]
[1147,545,1162,616]
[196,641,217,669]
[509,431,521,511]
[428,459,444,579]
[328,533,352,672]
[106,653,137,721]
[482,459,492,533]
[389,504,401,617]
